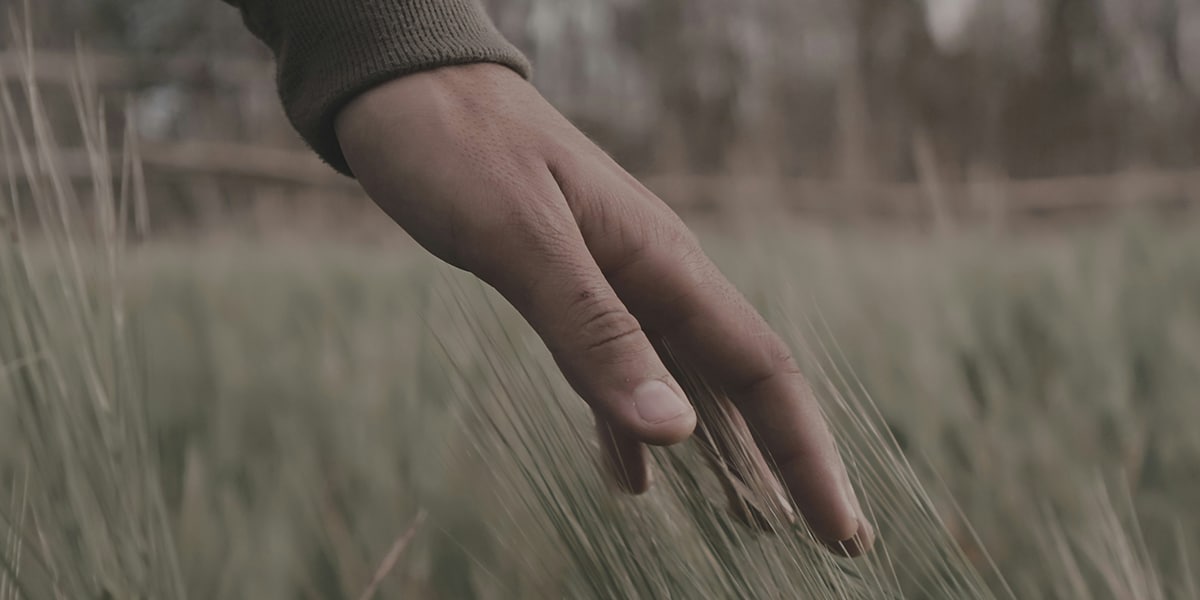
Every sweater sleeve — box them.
[221,0,531,176]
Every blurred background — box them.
[7,0,1200,229]
[3,2,1200,599]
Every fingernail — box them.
[858,519,875,547]
[823,520,875,558]
[633,380,691,424]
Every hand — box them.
[334,63,873,555]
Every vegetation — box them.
[14,0,1200,179]
[2,50,1199,600]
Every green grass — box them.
[2,52,1200,599]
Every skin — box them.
[334,62,873,556]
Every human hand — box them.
[334,63,872,555]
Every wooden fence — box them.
[4,50,1198,226]
[0,50,270,88]
[4,139,1197,225]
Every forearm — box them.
[221,0,530,175]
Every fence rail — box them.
[0,50,270,88]
[3,140,1197,224]
[4,51,1196,224]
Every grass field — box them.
[4,219,1199,598]
[2,62,1200,600]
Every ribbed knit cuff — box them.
[237,0,531,176]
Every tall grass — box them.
[0,44,182,598]
[1,48,1198,598]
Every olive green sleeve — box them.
[221,0,531,176]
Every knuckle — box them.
[651,210,699,250]
[645,216,695,254]
[456,207,524,275]
[461,197,572,280]
[730,338,802,396]
[631,224,709,285]
[656,224,713,284]
[672,240,713,287]
[638,242,721,330]
[568,289,644,355]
